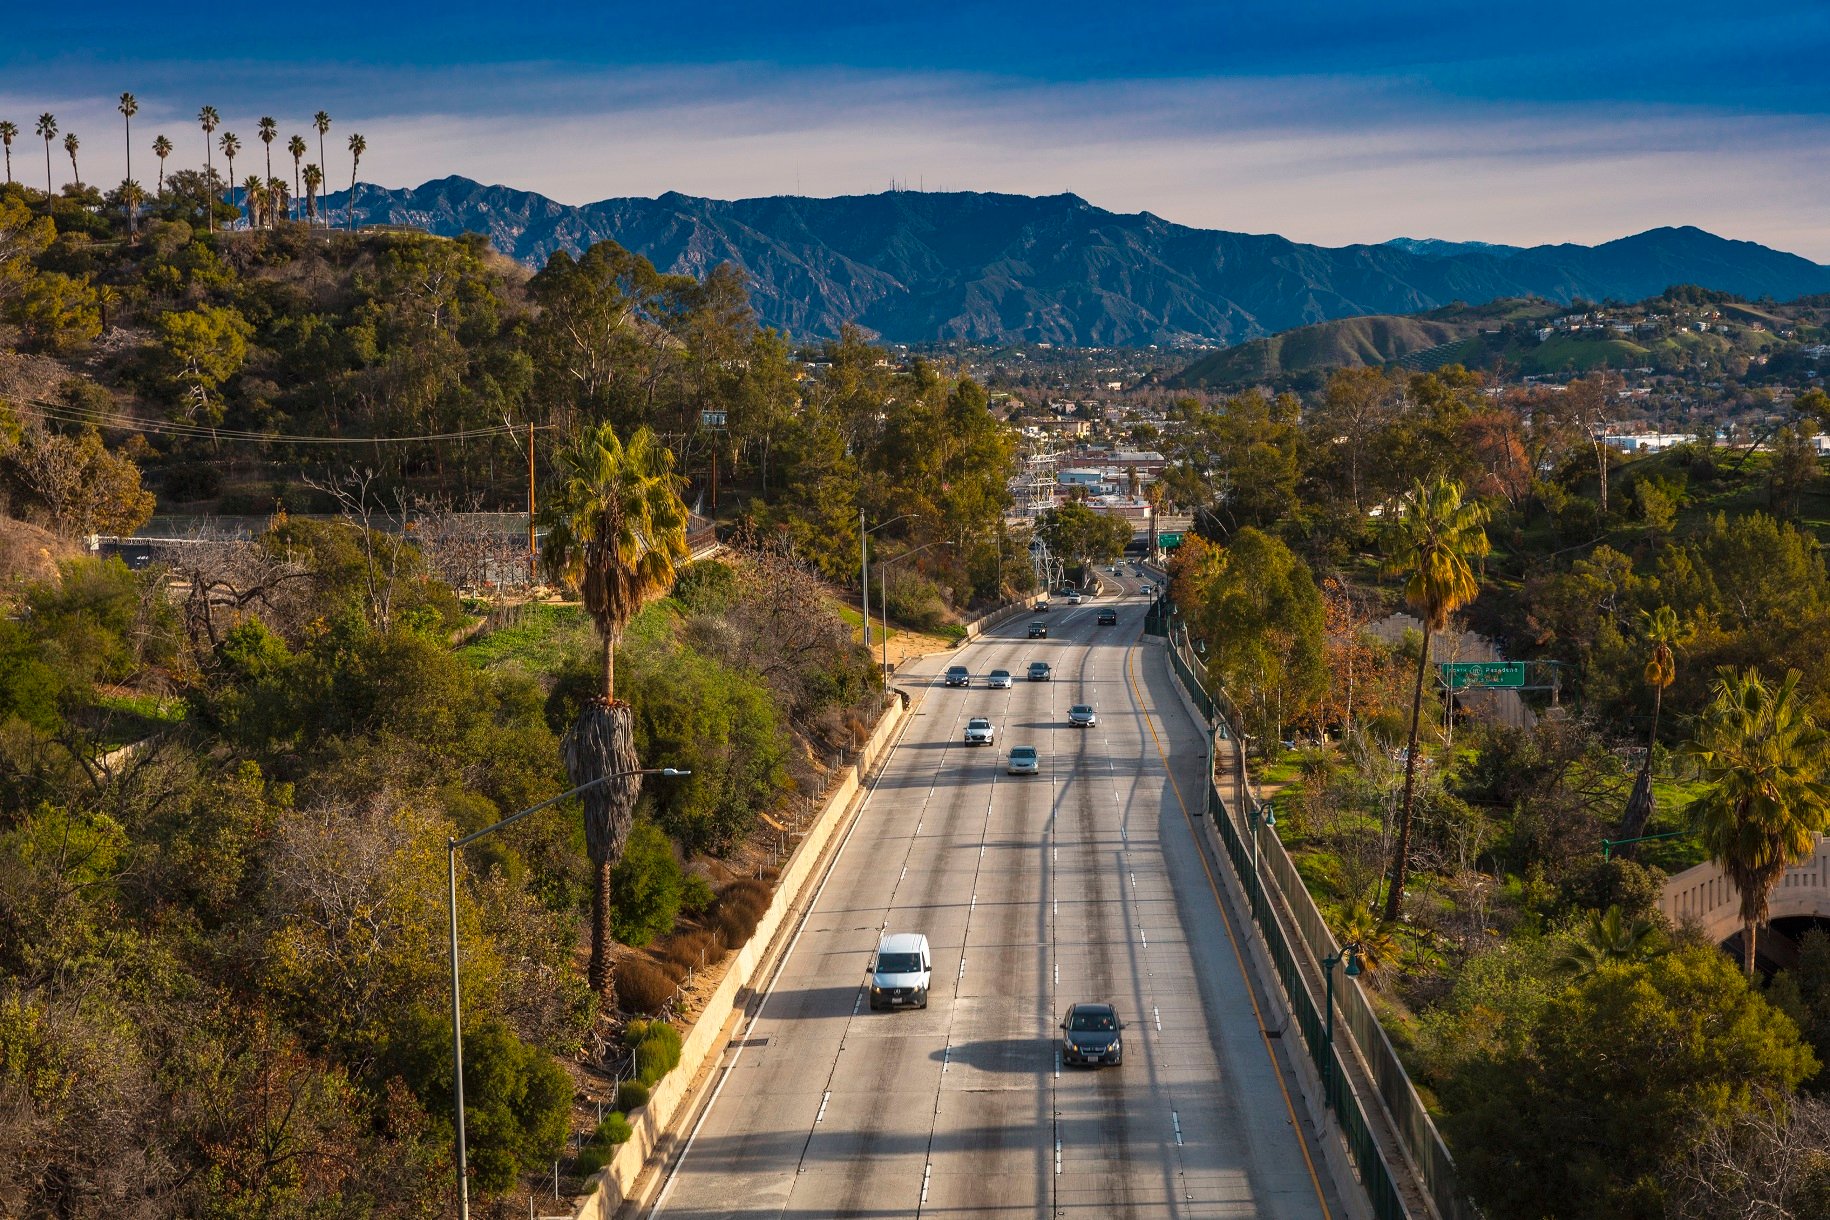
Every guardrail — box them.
[1163,630,1480,1220]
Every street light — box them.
[877,540,955,691]
[1249,798,1277,921]
[1321,941,1364,1109]
[446,766,690,1220]
[860,513,913,652]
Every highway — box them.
[646,575,1339,1219]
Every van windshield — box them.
[877,952,923,974]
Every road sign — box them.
[1439,661,1525,689]
[1157,532,1183,548]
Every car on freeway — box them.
[944,665,972,688]
[868,932,932,1010]
[1007,745,1040,775]
[1065,590,1082,605]
[1060,1002,1125,1067]
[1067,704,1097,727]
[964,716,995,746]
[1029,621,1049,639]
[986,669,1013,689]
[1035,596,1050,612]
[1027,661,1052,681]
[1097,609,1118,626]
[1141,583,1155,596]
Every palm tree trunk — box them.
[1744,915,1757,978]
[604,626,617,704]
[1384,623,1432,922]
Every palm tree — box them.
[243,175,267,230]
[219,132,241,227]
[1553,905,1663,979]
[286,135,306,222]
[1378,476,1490,922]
[266,177,289,228]
[35,114,56,204]
[312,112,331,220]
[1620,605,1691,845]
[257,117,276,192]
[0,121,16,185]
[538,423,691,998]
[303,162,323,227]
[1687,667,1830,977]
[152,135,173,197]
[63,132,81,188]
[117,92,138,234]
[197,106,220,231]
[345,132,366,230]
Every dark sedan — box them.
[1060,1002,1125,1067]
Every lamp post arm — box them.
[453,768,687,849]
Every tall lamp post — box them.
[877,540,954,690]
[1321,942,1364,1108]
[446,766,690,1220]
[859,513,912,653]
[1249,798,1276,921]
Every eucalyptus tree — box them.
[1378,476,1490,922]
[35,113,56,201]
[345,131,366,229]
[538,423,690,999]
[197,105,220,231]
[287,134,306,221]
[1688,667,1830,977]
[117,92,138,233]
[219,131,241,226]
[0,121,15,185]
[152,134,172,196]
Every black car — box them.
[1060,1003,1125,1067]
[1096,609,1118,625]
[944,666,972,688]
[1029,621,1048,638]
[1027,662,1051,681]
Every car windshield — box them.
[947,668,968,677]
[1030,663,1048,671]
[1069,1010,1117,1032]
[969,719,990,729]
[991,670,1009,678]
[1072,706,1092,715]
[1011,748,1036,760]
[877,952,922,974]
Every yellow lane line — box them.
[1126,640,1335,1220]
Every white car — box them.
[1065,590,1082,605]
[964,717,995,746]
[1007,746,1040,775]
[1068,704,1097,727]
[986,669,1014,689]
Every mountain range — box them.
[322,177,1830,346]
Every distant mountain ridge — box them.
[322,177,1830,346]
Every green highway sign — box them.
[1440,661,1525,690]
[1157,533,1183,548]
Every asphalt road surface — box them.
[648,576,1338,1219]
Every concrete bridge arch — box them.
[1659,837,1830,969]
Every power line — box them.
[14,393,544,446]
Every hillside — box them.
[1172,306,1511,387]
[323,178,1830,346]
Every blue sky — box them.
[6,3,1830,256]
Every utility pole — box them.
[526,422,536,585]
[860,510,871,653]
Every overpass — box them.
[1660,837,1830,963]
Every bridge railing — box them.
[1165,641,1481,1220]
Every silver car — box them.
[986,669,1014,689]
[1007,746,1040,775]
[1068,704,1097,727]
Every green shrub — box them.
[671,560,737,613]
[628,1020,683,1087]
[598,1112,633,1145]
[615,957,680,1016]
[615,1080,650,1111]
[574,1112,635,1176]
[610,821,684,947]
[680,871,716,916]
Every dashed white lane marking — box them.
[1154,1006,1162,1032]
[853,992,863,1015]
[942,1046,951,1073]
[900,866,907,881]
[921,1162,932,1203]
[957,957,966,980]
[1054,1049,1061,1079]
[1140,928,1147,947]
[1053,961,1059,988]
[1055,1140,1062,1175]
[816,1092,830,1123]
[1172,1111,1183,1146]
[1130,871,1136,889]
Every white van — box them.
[868,932,932,1010]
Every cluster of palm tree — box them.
[0,97,367,236]
[1376,476,1830,979]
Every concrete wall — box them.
[1661,836,1830,942]
[570,694,910,1219]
